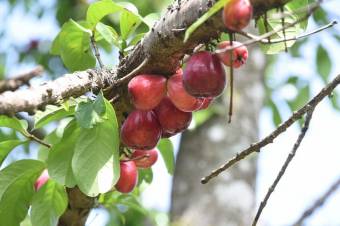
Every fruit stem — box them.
[121,154,150,162]
[228,32,234,124]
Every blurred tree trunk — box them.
[170,46,266,226]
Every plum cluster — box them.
[121,58,222,151]
[116,0,253,193]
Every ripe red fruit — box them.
[167,69,202,112]
[34,169,49,191]
[161,131,177,138]
[183,51,226,97]
[197,97,214,110]
[121,110,162,150]
[115,161,137,193]
[217,41,249,68]
[223,0,253,31]
[128,74,167,110]
[154,97,192,134]
[131,149,158,168]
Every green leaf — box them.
[30,180,68,226]
[72,99,120,196]
[117,194,147,215]
[0,160,45,226]
[288,84,310,110]
[316,44,332,83]
[96,22,119,47]
[51,19,95,72]
[47,120,80,187]
[143,13,160,28]
[138,168,153,185]
[157,139,175,175]
[257,0,309,54]
[86,0,123,27]
[120,10,142,41]
[34,104,76,129]
[267,99,282,127]
[184,0,228,42]
[128,33,145,47]
[0,115,28,135]
[0,140,27,166]
[193,109,214,128]
[75,93,106,129]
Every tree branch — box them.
[252,107,315,226]
[292,176,340,226]
[0,69,114,115]
[0,0,300,115]
[201,74,340,184]
[0,66,44,93]
[216,0,322,54]
[236,20,337,44]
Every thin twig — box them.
[121,154,150,162]
[25,133,51,148]
[91,31,104,69]
[252,107,315,226]
[236,20,337,44]
[201,74,340,184]
[228,32,234,124]
[216,1,321,54]
[292,176,340,226]
[115,58,149,84]
[0,66,44,93]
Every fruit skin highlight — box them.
[121,110,162,150]
[167,69,203,112]
[115,161,138,193]
[222,0,253,31]
[197,97,214,110]
[183,51,226,98]
[132,149,158,168]
[154,97,192,134]
[128,74,167,110]
[34,169,49,191]
[217,41,249,68]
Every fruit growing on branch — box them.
[34,169,49,191]
[217,41,249,68]
[167,69,203,112]
[128,74,167,110]
[120,110,162,150]
[115,161,138,193]
[183,51,226,97]
[222,0,253,31]
[154,97,192,134]
[131,149,158,168]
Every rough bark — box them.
[58,188,95,226]
[0,0,293,225]
[170,45,265,226]
[0,0,291,115]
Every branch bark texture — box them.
[0,0,292,115]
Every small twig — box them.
[90,31,104,69]
[298,20,337,39]
[252,107,315,226]
[121,154,150,162]
[236,20,337,44]
[280,6,288,52]
[228,32,234,124]
[201,74,340,184]
[292,176,340,226]
[0,66,44,93]
[109,94,120,103]
[216,1,321,54]
[25,133,51,148]
[115,58,149,84]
